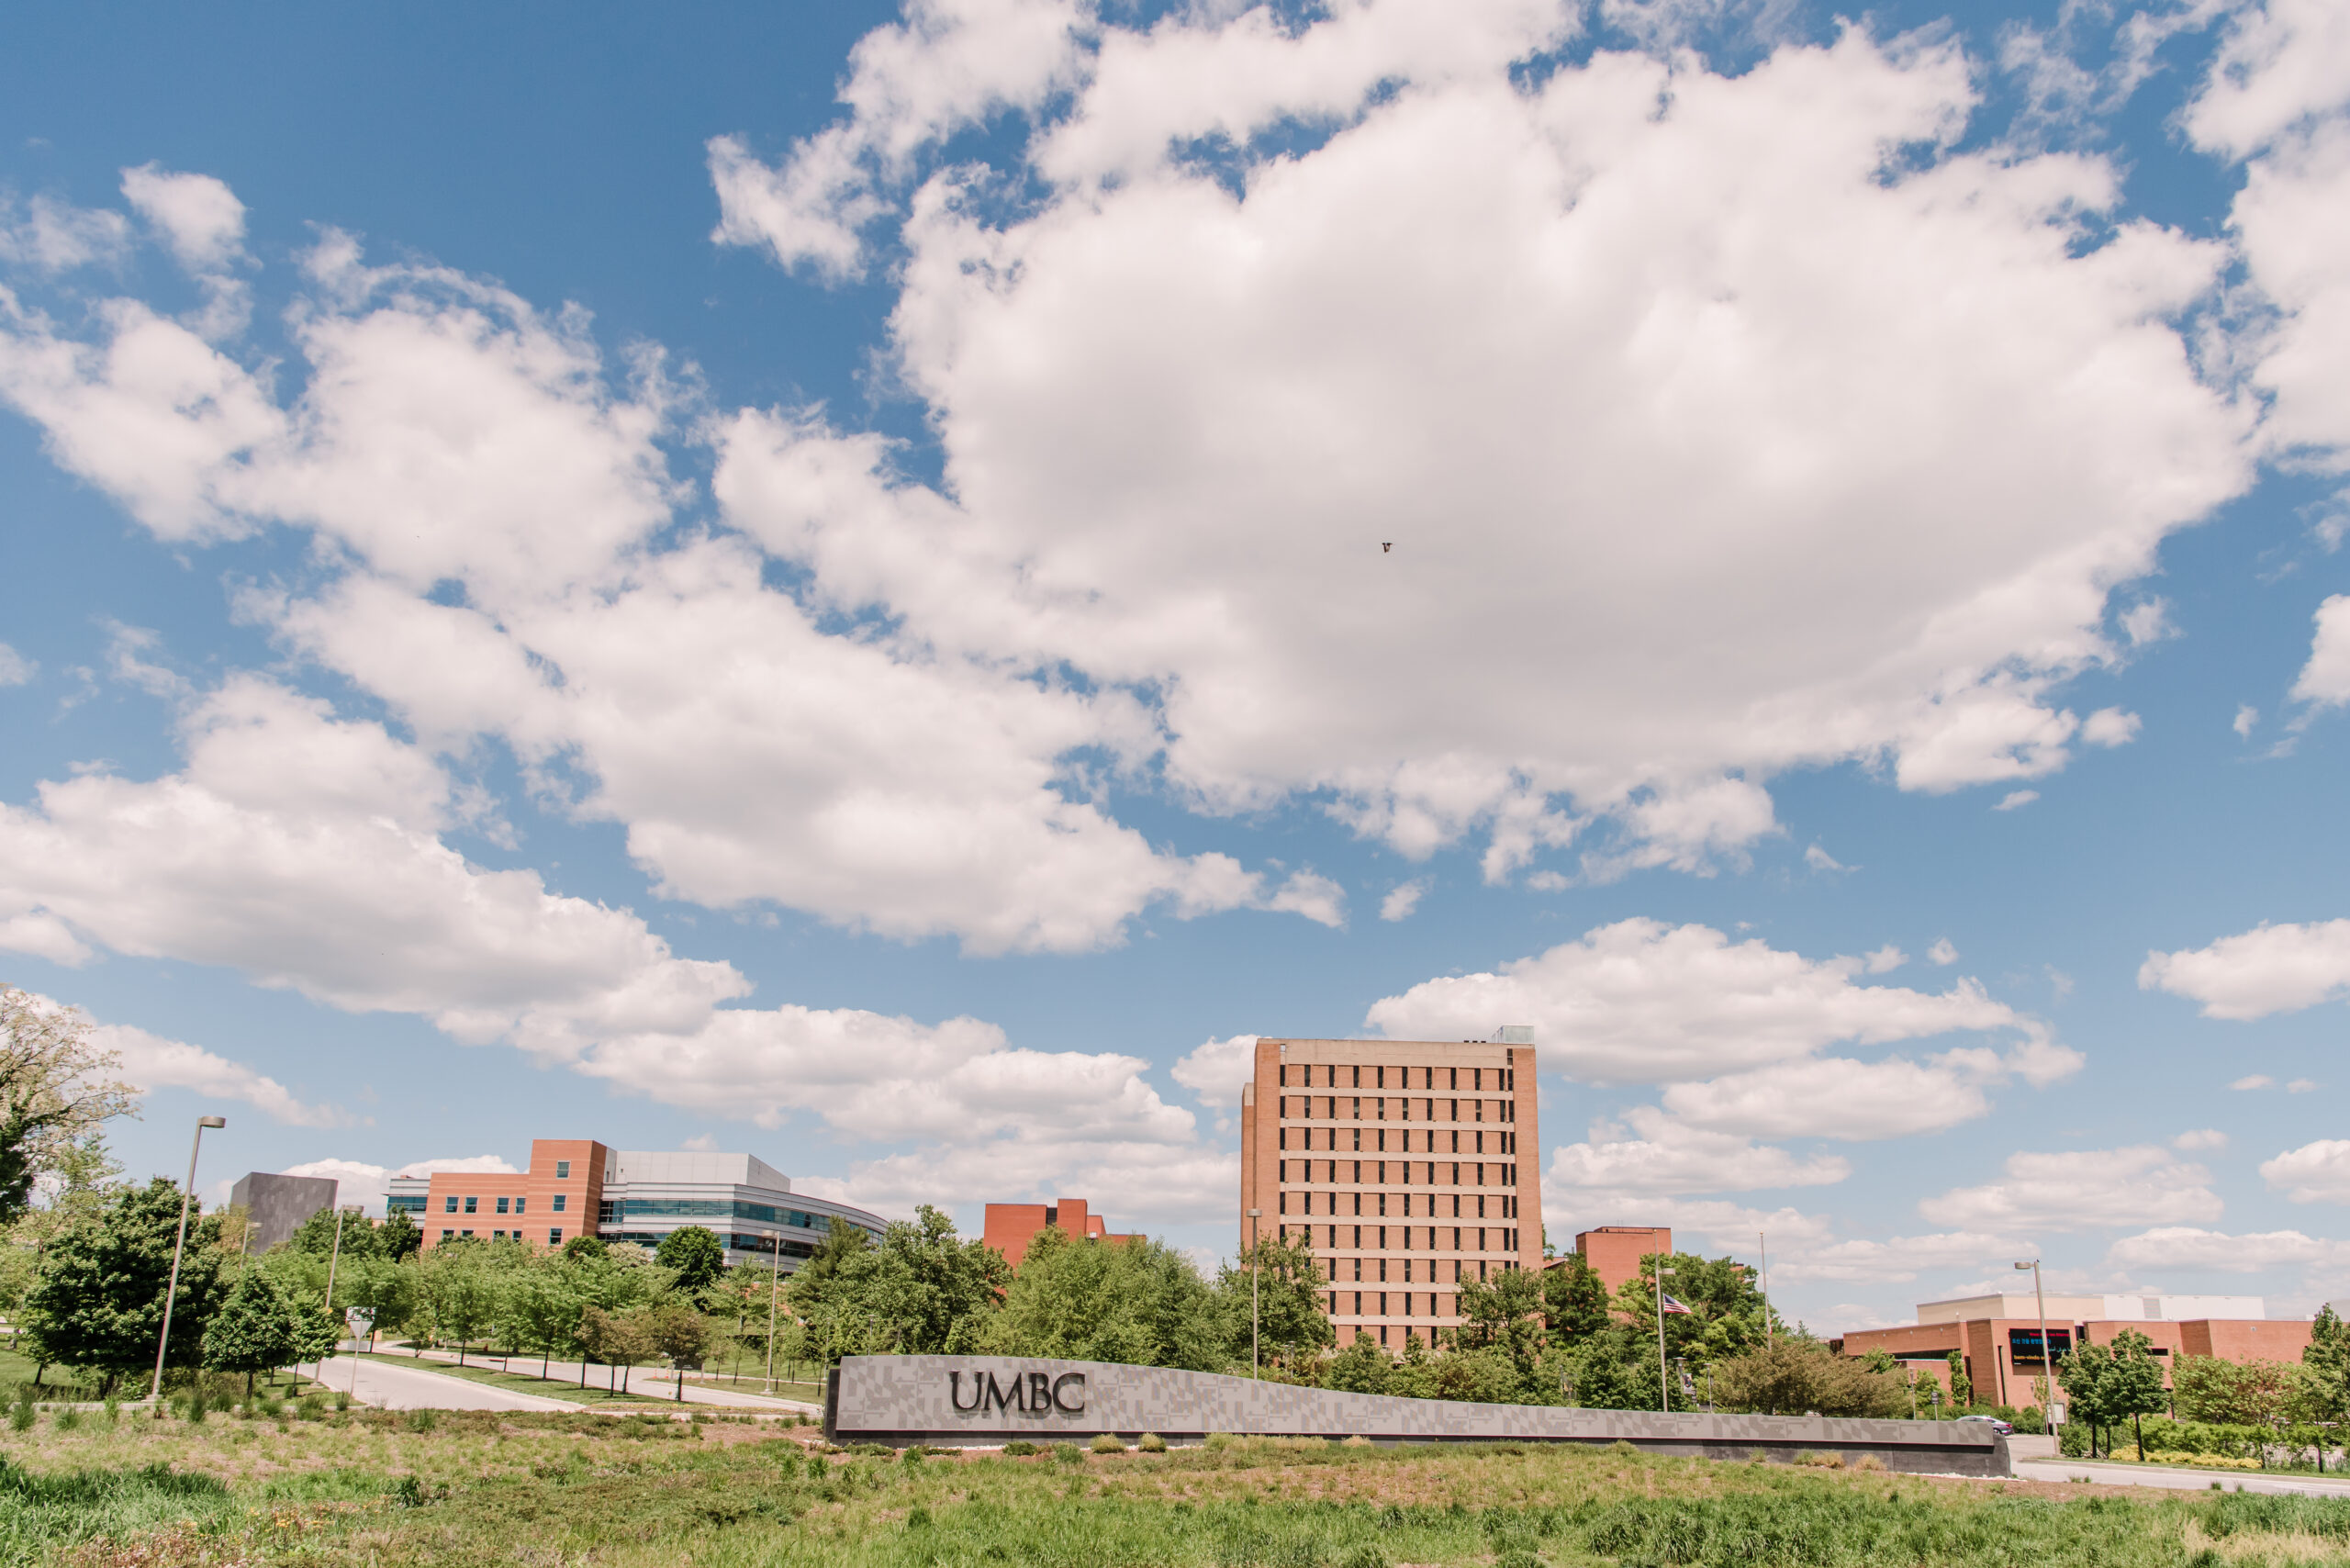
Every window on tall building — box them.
[554,1193,566,1213]
[443,1195,458,1213]
[493,1229,507,1239]
[555,1159,571,1179]
[497,1197,510,1215]
[549,1228,563,1245]
[515,1197,526,1214]
[464,1196,478,1214]
[441,1228,453,1240]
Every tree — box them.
[1540,1255,1612,1345]
[0,987,137,1227]
[642,1302,713,1399]
[2058,1339,2116,1455]
[291,1205,384,1262]
[577,1305,655,1394]
[655,1226,727,1296]
[20,1178,226,1395]
[2104,1329,2169,1455]
[417,1241,500,1364]
[793,1207,1007,1363]
[990,1227,1220,1370]
[561,1234,608,1262]
[1945,1349,1973,1410]
[499,1255,583,1379]
[2174,1355,2301,1427]
[1709,1338,1903,1417]
[1452,1266,1550,1397]
[379,1208,422,1263]
[341,1254,417,1348]
[1211,1229,1333,1371]
[1326,1331,1393,1394]
[2303,1306,2350,1430]
[204,1267,305,1397]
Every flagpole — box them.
[1759,1230,1772,1347]
[1655,1262,1676,1414]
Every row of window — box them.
[1276,1159,1518,1193]
[1280,1126,1516,1155]
[1280,1187,1518,1221]
[592,1198,854,1231]
[1279,1065,1515,1092]
[442,1193,568,1215]
[439,1227,565,1245]
[1276,1096,1514,1125]
[1331,1291,1449,1319]
[1278,1223,1520,1256]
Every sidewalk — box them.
[2013,1455,2350,1497]
[364,1343,822,1416]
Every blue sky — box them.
[4,0,2350,1335]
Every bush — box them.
[1002,1440,1040,1457]
[1138,1432,1168,1452]
[1090,1432,1126,1454]
[1053,1442,1085,1464]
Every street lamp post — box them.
[1654,1263,1676,1414]
[149,1115,226,1405]
[764,1235,783,1394]
[1758,1230,1773,1347]
[2015,1259,2054,1438]
[1246,1208,1263,1381]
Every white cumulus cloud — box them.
[2141,919,2350,1020]
[2262,1139,2350,1204]
[1919,1146,2223,1232]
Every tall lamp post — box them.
[1654,1263,1676,1414]
[149,1114,226,1404]
[764,1235,785,1393]
[1246,1208,1263,1380]
[2015,1258,2054,1436]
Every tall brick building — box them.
[1239,1033,1541,1350]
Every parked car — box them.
[1955,1414,2015,1436]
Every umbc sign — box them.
[948,1369,1087,1416]
[822,1356,2010,1476]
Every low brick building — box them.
[1838,1293,2307,1410]
[981,1199,1134,1269]
[1571,1226,1673,1295]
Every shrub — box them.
[1090,1432,1126,1454]
[1796,1450,1845,1468]
[1138,1432,1168,1452]
[1002,1440,1041,1457]
[1054,1442,1085,1464]
[1853,1453,1886,1473]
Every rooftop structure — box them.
[982,1199,1135,1269]
[1916,1293,2266,1325]
[388,1138,886,1270]
[229,1170,339,1253]
[1571,1226,1673,1295]
[1241,1033,1541,1351]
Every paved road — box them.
[2014,1458,2350,1497]
[366,1345,822,1417]
[298,1356,578,1413]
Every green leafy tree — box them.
[655,1226,727,1296]
[793,1207,1006,1363]
[1326,1330,1393,1394]
[2302,1306,2350,1428]
[643,1302,714,1399]
[2173,1355,2300,1427]
[379,1207,422,1263]
[341,1253,417,1347]
[2059,1339,2116,1455]
[2104,1328,2170,1455]
[988,1227,1221,1369]
[417,1241,500,1364]
[203,1267,304,1397]
[578,1305,655,1394]
[1945,1349,1973,1409]
[290,1205,384,1262]
[1452,1266,1550,1397]
[561,1234,608,1262]
[20,1178,225,1395]
[1540,1255,1612,1344]
[498,1254,583,1378]
[0,987,138,1228]
[1709,1337,1902,1417]
[1211,1229,1333,1372]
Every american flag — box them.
[1660,1293,1693,1316]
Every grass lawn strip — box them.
[354,1352,665,1406]
[12,1413,2350,1567]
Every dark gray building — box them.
[229,1170,339,1253]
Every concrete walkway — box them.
[366,1344,822,1416]
[297,1356,578,1414]
[2014,1456,2350,1497]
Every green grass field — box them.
[9,1404,2350,1568]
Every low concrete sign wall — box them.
[824,1356,2008,1476]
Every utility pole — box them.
[2016,1258,2055,1439]
[149,1115,226,1404]
[764,1235,783,1393]
[1246,1208,1263,1380]
[1654,1262,1676,1414]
